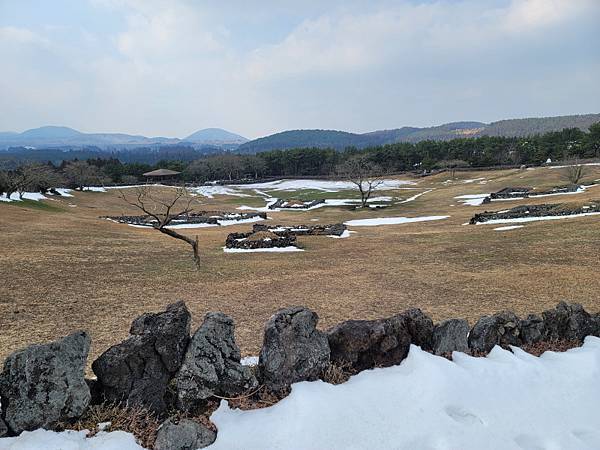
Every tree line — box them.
[1,124,599,197]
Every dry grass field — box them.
[1,165,600,366]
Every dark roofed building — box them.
[143,168,181,183]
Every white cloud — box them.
[0,0,598,138]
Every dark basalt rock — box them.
[432,319,470,355]
[258,306,330,391]
[252,223,347,237]
[0,331,91,435]
[154,418,216,450]
[542,302,594,342]
[92,301,191,414]
[468,311,521,353]
[519,314,546,345]
[328,314,411,372]
[402,308,434,351]
[176,312,258,412]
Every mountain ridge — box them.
[237,114,600,153]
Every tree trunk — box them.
[158,226,201,269]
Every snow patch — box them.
[328,230,352,239]
[223,246,304,253]
[494,225,525,231]
[209,338,600,450]
[0,192,48,202]
[0,429,144,450]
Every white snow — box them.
[0,429,144,450]
[549,162,600,169]
[494,225,525,231]
[241,356,259,366]
[454,194,490,206]
[462,177,486,184]
[223,246,304,253]
[83,186,106,192]
[0,192,48,202]
[191,185,253,198]
[345,216,449,227]
[328,230,352,239]
[52,188,73,197]
[398,189,433,204]
[478,211,600,225]
[230,179,413,192]
[209,338,600,450]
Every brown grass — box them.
[57,403,161,448]
[1,166,600,370]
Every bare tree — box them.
[564,160,585,185]
[64,161,104,190]
[119,186,201,268]
[337,156,385,208]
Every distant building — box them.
[143,168,181,183]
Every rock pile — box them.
[252,223,346,237]
[225,230,298,250]
[268,199,325,210]
[470,201,600,224]
[103,211,266,227]
[1,300,600,448]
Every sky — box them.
[0,0,599,139]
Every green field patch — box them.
[1,199,65,212]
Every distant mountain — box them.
[185,128,247,144]
[237,114,600,153]
[19,126,83,139]
[0,126,246,150]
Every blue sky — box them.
[1,0,599,139]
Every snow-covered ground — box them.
[328,230,352,239]
[223,246,304,253]
[345,216,449,227]
[4,338,600,449]
[0,429,144,450]
[230,179,414,192]
[549,162,600,169]
[0,192,48,202]
[209,338,600,450]
[454,194,490,206]
[494,225,525,231]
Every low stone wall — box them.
[470,201,600,224]
[489,184,581,201]
[103,211,267,227]
[1,301,599,448]
[268,199,325,210]
[252,223,346,237]
[225,231,297,249]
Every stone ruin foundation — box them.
[268,199,325,210]
[102,210,267,227]
[470,201,600,224]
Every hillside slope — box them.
[237,114,600,153]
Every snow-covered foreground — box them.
[3,339,600,449]
[0,429,144,450]
[345,216,449,227]
[211,338,600,450]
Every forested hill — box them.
[237,114,600,153]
